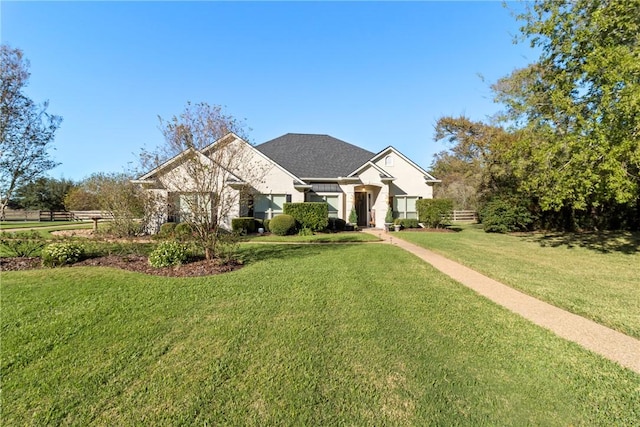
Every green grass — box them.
[0,222,94,240]
[397,225,640,339]
[2,243,638,425]
[0,221,93,229]
[242,231,380,243]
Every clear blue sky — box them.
[2,1,537,182]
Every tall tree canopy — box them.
[13,177,75,211]
[430,116,515,210]
[0,45,62,218]
[495,0,640,212]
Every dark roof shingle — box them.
[255,133,375,178]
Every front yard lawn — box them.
[2,243,638,425]
[241,231,380,243]
[397,225,640,339]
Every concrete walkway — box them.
[363,229,640,374]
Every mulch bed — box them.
[0,255,242,277]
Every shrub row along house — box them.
[134,132,439,232]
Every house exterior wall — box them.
[373,152,434,199]
[253,161,304,203]
[139,136,436,233]
[145,189,169,234]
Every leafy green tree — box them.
[13,177,75,211]
[64,186,100,211]
[495,0,640,215]
[431,116,518,210]
[0,45,62,219]
[76,173,146,237]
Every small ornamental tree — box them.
[349,207,358,225]
[138,102,266,259]
[384,206,393,224]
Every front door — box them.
[354,192,368,227]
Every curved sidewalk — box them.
[363,229,640,374]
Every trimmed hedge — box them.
[399,218,420,228]
[263,219,271,233]
[232,217,257,234]
[283,202,329,231]
[416,199,453,228]
[270,214,297,236]
[327,217,346,232]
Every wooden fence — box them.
[450,210,478,222]
[2,209,41,221]
[2,209,114,222]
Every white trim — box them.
[203,132,308,186]
[301,177,361,182]
[137,147,201,181]
[369,146,440,182]
[137,132,309,187]
[347,161,394,179]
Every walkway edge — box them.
[364,229,640,374]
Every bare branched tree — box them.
[140,102,266,259]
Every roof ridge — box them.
[284,132,330,137]
[255,133,376,178]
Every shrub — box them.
[158,222,176,238]
[480,197,534,233]
[148,241,188,268]
[327,217,346,232]
[231,217,257,234]
[42,242,85,267]
[298,227,314,236]
[283,202,329,231]
[269,214,297,236]
[0,231,46,257]
[348,207,358,225]
[174,222,195,240]
[417,199,453,228]
[263,219,271,232]
[384,207,394,224]
[101,221,144,238]
[399,218,420,228]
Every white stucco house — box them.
[134,132,439,232]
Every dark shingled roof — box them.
[255,133,375,178]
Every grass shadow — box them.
[521,230,639,254]
[445,226,464,232]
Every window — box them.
[254,194,289,219]
[170,192,213,223]
[309,193,340,218]
[393,196,420,219]
[384,155,393,166]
